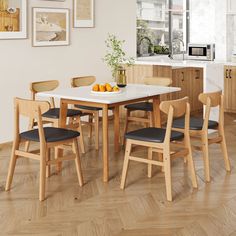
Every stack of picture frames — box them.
[0,0,94,47]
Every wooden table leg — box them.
[57,99,68,172]
[102,105,109,182]
[152,96,161,127]
[114,105,120,153]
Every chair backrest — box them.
[71,76,96,88]
[160,97,189,118]
[198,91,224,129]
[30,80,59,107]
[14,97,50,142]
[144,77,172,86]
[198,91,222,107]
[160,97,190,144]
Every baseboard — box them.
[0,141,12,149]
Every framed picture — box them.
[32,7,69,47]
[73,0,94,28]
[0,0,27,39]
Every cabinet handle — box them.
[229,69,232,79]
[181,71,184,81]
[226,69,229,79]
[195,70,200,79]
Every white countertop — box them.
[135,56,236,67]
[38,84,180,105]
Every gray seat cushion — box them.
[125,102,153,112]
[75,105,102,111]
[42,108,82,119]
[20,127,80,143]
[125,127,184,143]
[173,117,218,130]
[75,105,113,111]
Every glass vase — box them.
[116,67,127,88]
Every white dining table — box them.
[39,84,180,182]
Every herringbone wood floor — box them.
[1,114,236,236]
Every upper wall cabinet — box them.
[227,0,236,14]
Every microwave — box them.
[188,43,215,61]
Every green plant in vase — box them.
[103,34,134,87]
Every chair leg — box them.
[54,147,63,173]
[77,117,85,154]
[39,148,47,201]
[219,128,231,172]
[120,140,132,189]
[46,148,51,178]
[185,135,198,188]
[147,147,153,178]
[88,115,93,138]
[163,150,172,201]
[94,111,99,150]
[201,132,211,182]
[24,118,34,152]
[73,139,84,186]
[5,140,20,191]
[148,111,154,127]
[145,111,149,128]
[122,110,130,146]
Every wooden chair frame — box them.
[5,98,83,201]
[173,91,231,182]
[120,97,198,201]
[123,77,172,144]
[26,80,85,154]
[71,76,100,150]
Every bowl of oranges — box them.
[91,83,121,95]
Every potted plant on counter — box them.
[103,34,134,87]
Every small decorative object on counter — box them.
[103,34,134,86]
[116,66,127,87]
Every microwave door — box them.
[189,47,207,57]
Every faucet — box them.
[168,38,185,60]
[137,36,154,57]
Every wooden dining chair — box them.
[5,98,83,201]
[123,77,172,144]
[172,91,231,182]
[26,80,85,153]
[120,97,198,202]
[71,76,114,150]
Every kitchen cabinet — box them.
[227,0,236,14]
[190,68,204,112]
[125,65,203,114]
[224,66,236,112]
[124,64,154,84]
[172,68,203,113]
[172,68,189,100]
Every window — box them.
[137,0,189,57]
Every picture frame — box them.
[32,7,69,47]
[0,0,27,39]
[73,0,94,28]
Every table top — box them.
[38,84,181,104]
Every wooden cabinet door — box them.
[190,68,203,112]
[172,68,189,100]
[130,65,154,84]
[224,66,232,111]
[230,66,236,111]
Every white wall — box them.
[0,0,136,143]
[190,0,227,61]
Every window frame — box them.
[137,0,190,56]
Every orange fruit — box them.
[105,83,112,92]
[92,84,99,91]
[99,84,106,92]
